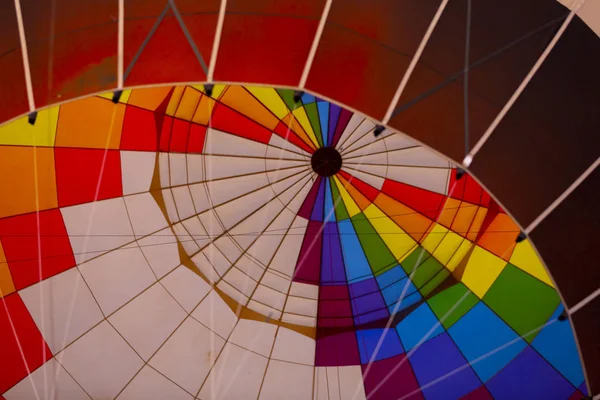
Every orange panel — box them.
[374,193,433,243]
[477,213,518,260]
[127,86,173,111]
[55,97,125,149]
[0,146,58,219]
[0,242,15,298]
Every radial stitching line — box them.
[169,0,209,75]
[14,0,35,111]
[117,0,124,89]
[299,0,333,89]
[463,0,472,157]
[207,0,228,82]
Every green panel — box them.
[351,214,397,275]
[400,248,443,289]
[304,102,323,147]
[330,178,349,221]
[420,268,450,297]
[483,263,561,343]
[276,89,297,111]
[428,283,479,329]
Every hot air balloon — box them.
[0,1,598,400]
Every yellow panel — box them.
[98,89,132,104]
[246,86,290,118]
[446,240,474,272]
[292,108,319,147]
[0,146,58,218]
[421,224,448,255]
[462,246,506,298]
[364,204,417,261]
[331,176,361,217]
[281,114,317,151]
[55,97,124,149]
[192,95,217,125]
[433,231,468,266]
[374,193,433,243]
[191,84,227,100]
[0,242,15,298]
[166,86,186,116]
[510,240,554,287]
[219,87,280,130]
[175,87,202,120]
[337,175,371,210]
[0,107,59,147]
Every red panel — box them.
[55,148,123,208]
[215,15,318,86]
[362,354,424,400]
[226,0,325,16]
[120,106,159,151]
[273,121,315,154]
[461,386,493,400]
[159,116,173,152]
[339,170,379,203]
[187,124,207,154]
[381,179,446,220]
[448,172,486,206]
[0,293,52,394]
[211,104,272,144]
[170,119,191,153]
[125,15,216,86]
[0,209,75,291]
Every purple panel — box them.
[352,292,387,316]
[486,347,575,400]
[321,222,346,285]
[349,278,380,298]
[355,308,389,325]
[332,109,353,148]
[316,331,361,366]
[328,103,342,147]
[361,353,424,400]
[578,381,588,396]
[293,221,323,284]
[298,177,322,220]
[310,178,326,221]
[409,333,481,400]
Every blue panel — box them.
[349,278,379,298]
[317,101,329,146]
[323,179,335,222]
[381,277,418,307]
[355,308,388,325]
[409,333,481,400]
[448,302,526,382]
[376,264,407,289]
[487,347,575,400]
[301,93,316,104]
[338,220,372,282]
[532,305,584,386]
[356,328,404,364]
[397,303,444,351]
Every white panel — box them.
[169,153,188,187]
[162,188,180,223]
[265,158,308,175]
[149,317,225,395]
[233,255,265,281]
[339,366,367,400]
[214,235,243,262]
[125,192,169,237]
[335,113,364,150]
[119,366,193,400]
[341,167,385,190]
[284,296,318,317]
[171,186,196,220]
[265,164,308,185]
[189,183,211,214]
[206,173,269,206]
[182,216,211,249]
[191,252,220,284]
[340,121,379,155]
[120,151,156,195]
[229,319,277,357]
[204,155,266,181]
[387,166,450,195]
[228,199,284,250]
[342,137,387,159]
[287,175,318,215]
[61,198,134,264]
[159,152,170,187]
[187,154,205,184]
[223,267,257,298]
[344,163,387,178]
[271,327,315,366]
[246,208,295,266]
[289,282,319,299]
[58,321,143,400]
[267,165,306,186]
[252,284,286,311]
[281,313,316,328]
[198,210,225,238]
[248,300,282,320]
[20,268,103,353]
[383,132,417,151]
[204,129,267,157]
[268,134,311,160]
[269,217,308,277]
[260,271,291,294]
[314,367,329,400]
[202,243,232,278]
[191,290,237,338]
[109,283,187,361]
[173,222,200,255]
[199,343,268,400]
[4,358,90,400]
[326,367,341,400]
[79,247,156,315]
[217,280,249,305]
[386,146,449,168]
[213,187,273,230]
[161,265,211,313]
[344,150,388,165]
[260,361,313,400]
[270,170,311,205]
[138,228,181,278]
